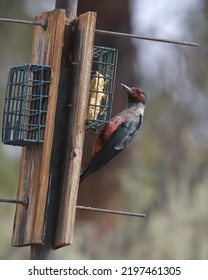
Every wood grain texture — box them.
[54,11,97,248]
[12,10,66,246]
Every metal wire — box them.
[76,205,145,218]
[96,29,199,47]
[0,17,46,28]
[0,198,145,218]
[0,17,198,47]
[0,196,145,218]
[0,198,28,207]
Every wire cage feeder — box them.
[2,64,51,146]
[86,46,118,133]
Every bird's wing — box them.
[89,115,142,173]
[114,115,143,150]
[88,116,127,172]
[92,115,126,156]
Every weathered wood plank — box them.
[54,11,97,248]
[12,9,66,246]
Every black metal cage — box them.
[2,64,51,146]
[86,46,118,133]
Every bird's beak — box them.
[121,83,133,94]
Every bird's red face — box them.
[121,83,146,104]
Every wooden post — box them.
[54,11,97,248]
[29,11,97,254]
[12,6,96,258]
[12,10,66,247]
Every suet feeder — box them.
[2,64,51,146]
[86,46,118,133]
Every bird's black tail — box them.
[80,164,92,183]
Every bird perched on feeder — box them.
[80,83,146,183]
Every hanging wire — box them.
[0,17,198,46]
[95,29,199,47]
[76,205,145,218]
[0,17,46,28]
[0,197,145,218]
[0,198,28,207]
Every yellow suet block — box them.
[87,71,107,119]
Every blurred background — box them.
[0,0,207,259]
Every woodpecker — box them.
[80,83,146,183]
